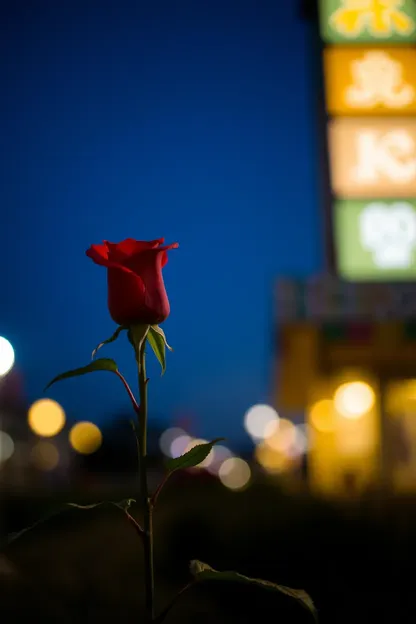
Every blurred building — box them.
[275,1,416,497]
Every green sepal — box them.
[147,325,172,375]
[190,560,318,622]
[166,438,224,474]
[44,358,118,391]
[127,324,150,370]
[92,325,127,359]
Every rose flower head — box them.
[86,237,178,326]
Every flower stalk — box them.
[137,340,155,621]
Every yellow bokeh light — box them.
[69,421,102,455]
[265,418,296,452]
[309,399,335,433]
[334,381,375,419]
[28,399,66,437]
[31,441,59,471]
[255,443,291,474]
[218,457,251,490]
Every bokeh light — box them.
[207,444,233,475]
[31,441,60,471]
[255,443,291,474]
[159,427,186,456]
[265,418,297,452]
[169,434,191,458]
[218,457,251,490]
[0,431,14,462]
[0,337,15,377]
[309,399,335,433]
[28,399,66,437]
[334,381,375,419]
[244,404,279,440]
[69,421,102,454]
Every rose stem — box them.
[138,342,155,620]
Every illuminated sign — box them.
[320,0,416,44]
[334,198,416,279]
[328,118,416,197]
[324,46,416,115]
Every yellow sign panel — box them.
[324,46,416,115]
[328,117,416,198]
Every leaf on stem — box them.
[44,358,118,391]
[190,561,318,622]
[166,438,224,473]
[92,325,127,359]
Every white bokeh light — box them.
[169,434,191,458]
[0,337,15,377]
[207,444,233,475]
[218,457,251,491]
[244,404,279,441]
[0,431,14,462]
[159,427,186,457]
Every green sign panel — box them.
[334,199,416,280]
[319,0,416,44]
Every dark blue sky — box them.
[0,0,323,446]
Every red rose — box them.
[86,237,178,326]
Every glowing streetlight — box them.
[334,381,375,419]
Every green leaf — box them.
[166,438,225,473]
[190,561,318,622]
[67,502,103,510]
[147,326,167,374]
[44,358,118,391]
[92,325,127,359]
[151,324,173,351]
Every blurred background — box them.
[2,0,416,622]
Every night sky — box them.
[0,0,323,446]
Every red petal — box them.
[126,242,178,273]
[104,238,165,263]
[86,244,131,272]
[86,244,110,266]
